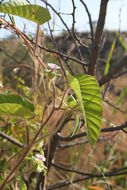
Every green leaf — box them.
[67,95,78,108]
[116,31,127,51]
[66,71,102,146]
[104,39,116,75]
[0,93,34,118]
[0,1,51,25]
[116,87,127,106]
[70,115,81,137]
[17,177,27,190]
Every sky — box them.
[0,0,127,38]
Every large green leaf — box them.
[0,94,34,118]
[66,71,102,146]
[0,1,51,24]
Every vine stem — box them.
[0,18,46,69]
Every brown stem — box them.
[59,120,127,141]
[88,0,109,75]
[0,131,24,148]
[36,110,72,189]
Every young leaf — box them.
[70,115,81,137]
[0,93,34,118]
[104,39,116,75]
[116,31,127,51]
[0,1,51,25]
[17,177,27,190]
[66,71,102,146]
[67,95,78,108]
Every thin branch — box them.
[71,0,87,72]
[40,0,84,63]
[52,80,57,109]
[56,136,111,150]
[104,99,127,114]
[55,86,70,110]
[58,120,127,141]
[0,18,46,69]
[46,16,66,78]
[79,0,94,42]
[0,131,24,148]
[25,119,29,145]
[113,70,127,79]
[102,82,110,100]
[88,0,109,75]
[24,34,88,67]
[34,24,40,54]
[71,0,76,33]
[99,55,127,86]
[47,166,127,190]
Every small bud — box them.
[47,63,60,72]
[36,154,46,162]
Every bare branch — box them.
[88,0,109,75]
[58,120,127,141]
[0,131,24,148]
[40,0,84,63]
[99,56,127,86]
[47,166,127,190]
[79,0,94,42]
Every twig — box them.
[113,70,127,79]
[88,0,109,75]
[24,34,88,67]
[55,86,70,110]
[71,0,87,72]
[34,24,40,54]
[0,18,46,69]
[25,119,29,145]
[102,81,110,100]
[56,136,111,150]
[99,55,127,86]
[40,0,84,63]
[52,80,56,109]
[47,166,127,190]
[36,111,73,189]
[71,0,76,34]
[104,99,126,114]
[0,131,24,148]
[79,0,94,42]
[46,16,66,78]
[58,120,127,141]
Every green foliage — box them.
[0,1,51,24]
[66,71,102,146]
[0,93,34,118]
[104,39,116,75]
[116,87,127,107]
[17,177,27,190]
[116,31,127,51]
[70,115,81,137]
[67,95,78,108]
